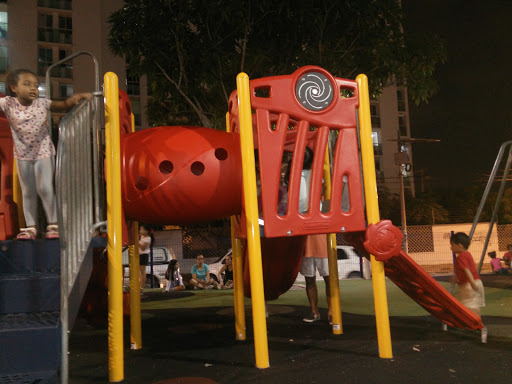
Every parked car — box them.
[122,246,173,288]
[295,245,368,281]
[207,245,368,284]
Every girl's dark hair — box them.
[169,259,178,273]
[488,251,497,258]
[6,69,37,97]
[450,232,471,250]
[166,259,178,280]
[140,224,155,247]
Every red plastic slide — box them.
[384,250,483,330]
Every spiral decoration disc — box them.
[295,72,334,111]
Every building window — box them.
[38,83,47,98]
[0,46,7,74]
[397,89,406,112]
[129,97,141,126]
[58,16,72,44]
[38,47,53,76]
[0,7,7,39]
[59,83,72,99]
[58,48,73,78]
[370,103,381,128]
[126,74,140,96]
[374,158,384,184]
[38,13,71,44]
[372,129,383,156]
[38,0,72,11]
[0,81,5,95]
[398,114,408,137]
[37,13,53,42]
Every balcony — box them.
[37,0,72,10]
[38,28,72,45]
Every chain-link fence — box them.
[403,223,512,275]
[151,222,511,279]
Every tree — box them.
[108,0,446,128]
[406,193,449,225]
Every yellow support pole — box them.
[226,112,246,341]
[322,149,342,334]
[356,74,393,359]
[129,226,142,349]
[104,72,125,381]
[236,72,269,369]
[128,113,142,350]
[231,217,246,340]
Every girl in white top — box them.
[0,69,91,239]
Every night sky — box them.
[402,0,512,190]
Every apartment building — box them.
[0,0,413,196]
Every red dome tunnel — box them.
[121,125,243,224]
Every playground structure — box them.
[0,52,487,383]
[101,64,486,378]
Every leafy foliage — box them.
[108,0,446,128]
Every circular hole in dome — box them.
[159,160,174,174]
[215,148,228,161]
[135,176,149,190]
[191,161,205,176]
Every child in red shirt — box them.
[502,244,512,268]
[450,232,487,342]
[450,232,485,315]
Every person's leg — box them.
[16,160,39,228]
[34,157,57,224]
[139,265,147,290]
[304,276,320,321]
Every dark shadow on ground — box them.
[69,303,512,384]
[141,291,194,302]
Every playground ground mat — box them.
[68,275,512,384]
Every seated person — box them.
[502,244,512,268]
[489,251,509,275]
[189,254,219,289]
[164,259,186,291]
[219,254,234,289]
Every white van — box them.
[122,246,173,288]
[207,245,369,284]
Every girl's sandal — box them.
[16,227,37,240]
[45,224,59,239]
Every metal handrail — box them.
[469,140,512,272]
[51,52,106,384]
[46,51,104,225]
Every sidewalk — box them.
[68,276,512,383]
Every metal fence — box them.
[154,223,512,278]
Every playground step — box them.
[0,312,61,376]
[0,240,60,274]
[0,273,60,314]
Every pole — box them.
[399,167,408,252]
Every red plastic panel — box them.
[228,66,366,238]
[384,250,484,330]
[242,236,307,301]
[0,95,20,239]
[120,125,243,224]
